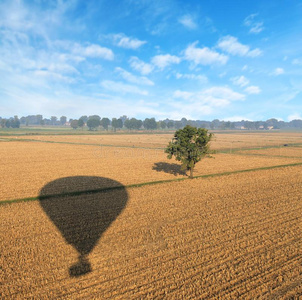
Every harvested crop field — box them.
[12,133,172,148]
[1,131,302,298]
[8,131,302,150]
[239,146,302,158]
[1,166,301,299]
[1,141,301,201]
[212,132,302,150]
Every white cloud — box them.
[129,56,154,75]
[0,0,79,40]
[151,54,181,69]
[217,36,262,57]
[101,80,148,95]
[173,86,245,109]
[115,67,154,86]
[173,90,194,100]
[176,73,208,83]
[292,58,302,65]
[33,70,76,83]
[272,68,284,76]
[245,86,261,94]
[168,102,213,119]
[203,87,245,102]
[178,14,197,29]
[288,113,302,121]
[111,33,147,49]
[73,44,114,60]
[231,75,249,87]
[46,62,79,74]
[243,14,264,34]
[250,23,264,34]
[184,42,228,65]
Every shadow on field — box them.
[152,162,187,176]
[39,176,128,277]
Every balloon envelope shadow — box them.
[39,176,128,277]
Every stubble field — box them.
[0,130,302,298]
[8,130,302,150]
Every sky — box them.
[0,0,302,121]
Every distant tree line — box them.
[0,116,21,128]
[1,114,302,130]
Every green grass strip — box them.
[217,143,302,154]
[229,152,302,159]
[3,137,302,152]
[0,137,166,150]
[1,162,302,206]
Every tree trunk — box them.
[189,167,194,179]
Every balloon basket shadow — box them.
[69,255,92,277]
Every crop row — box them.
[1,166,301,298]
[1,141,301,201]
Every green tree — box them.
[51,116,57,125]
[100,117,110,130]
[165,125,213,178]
[1,119,6,128]
[124,118,142,130]
[143,118,157,130]
[174,121,183,129]
[78,118,85,129]
[11,116,20,128]
[70,119,79,129]
[79,115,88,123]
[5,119,11,128]
[60,116,67,125]
[167,121,174,129]
[134,119,142,130]
[160,121,167,129]
[89,115,101,121]
[112,118,123,131]
[87,118,100,131]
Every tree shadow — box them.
[152,162,187,176]
[39,176,128,277]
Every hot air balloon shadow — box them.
[39,176,128,277]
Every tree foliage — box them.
[143,118,157,130]
[160,121,167,129]
[78,118,85,128]
[165,125,213,178]
[124,118,142,130]
[51,116,57,125]
[112,118,123,131]
[70,119,79,129]
[100,117,110,130]
[79,115,88,123]
[87,118,100,131]
[60,116,67,125]
[167,120,174,128]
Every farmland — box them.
[1,130,302,298]
[7,130,302,150]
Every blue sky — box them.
[0,0,301,121]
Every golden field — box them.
[1,131,302,298]
[11,130,302,150]
[1,166,301,299]
[239,146,302,158]
[0,140,301,201]
[212,131,302,150]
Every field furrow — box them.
[1,164,301,299]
